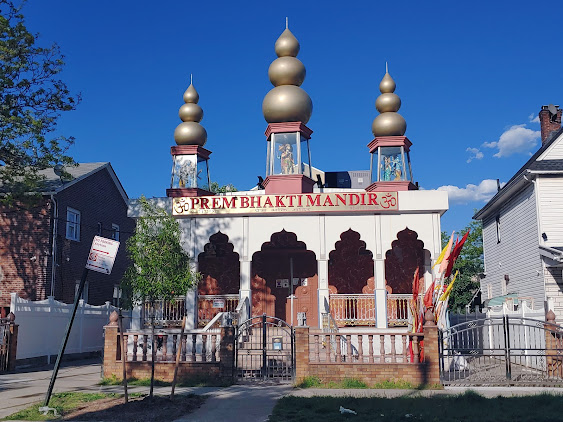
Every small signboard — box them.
[85,236,120,275]
[272,337,283,351]
[212,299,226,308]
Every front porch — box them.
[141,292,416,329]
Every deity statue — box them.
[279,144,295,174]
[383,155,392,181]
[392,155,402,181]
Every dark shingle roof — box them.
[528,159,563,171]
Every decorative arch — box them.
[251,230,318,324]
[384,228,426,294]
[197,232,240,295]
[328,229,374,294]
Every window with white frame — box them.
[111,223,120,241]
[66,208,81,241]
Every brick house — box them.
[0,162,134,317]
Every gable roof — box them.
[1,162,129,204]
[474,127,563,220]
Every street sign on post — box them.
[85,236,120,274]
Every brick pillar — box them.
[545,310,560,377]
[422,310,441,386]
[103,311,119,378]
[294,326,310,383]
[219,326,235,379]
[8,313,18,371]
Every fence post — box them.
[503,315,512,380]
[103,311,119,379]
[294,326,310,384]
[7,313,18,372]
[422,309,441,386]
[219,326,235,379]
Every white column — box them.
[239,260,252,322]
[317,259,329,328]
[374,258,388,328]
[131,305,142,330]
[185,260,198,330]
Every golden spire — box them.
[173,79,207,146]
[262,24,313,124]
[371,65,406,137]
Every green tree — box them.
[122,196,200,396]
[209,181,237,194]
[0,0,79,202]
[443,219,484,313]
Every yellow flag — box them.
[439,270,459,301]
[438,231,455,275]
[432,233,453,269]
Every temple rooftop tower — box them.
[167,79,213,198]
[366,66,416,192]
[262,23,315,195]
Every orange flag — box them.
[444,230,470,278]
[438,231,455,275]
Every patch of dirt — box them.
[63,394,206,422]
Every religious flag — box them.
[432,231,454,270]
[438,231,455,275]
[444,230,470,278]
[412,267,421,302]
[423,279,435,309]
[439,270,459,301]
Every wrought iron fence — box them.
[329,294,375,326]
[198,295,239,328]
[387,294,415,327]
[0,316,14,372]
[439,316,563,386]
[143,297,186,327]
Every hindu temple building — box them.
[130,27,448,331]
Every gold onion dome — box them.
[262,27,313,124]
[371,68,406,137]
[173,82,207,146]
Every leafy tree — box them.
[122,196,200,396]
[209,181,237,194]
[443,219,484,313]
[0,0,79,202]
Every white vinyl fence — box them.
[10,293,127,362]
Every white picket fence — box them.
[10,293,125,362]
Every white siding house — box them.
[474,125,563,321]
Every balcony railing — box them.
[329,293,419,327]
[143,297,186,328]
[329,294,375,327]
[198,295,239,328]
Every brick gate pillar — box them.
[219,326,235,379]
[294,326,310,383]
[423,309,441,386]
[103,311,119,378]
[7,313,18,371]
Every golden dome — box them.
[372,67,406,137]
[275,29,300,57]
[263,26,312,124]
[174,81,207,145]
[268,57,306,86]
[263,85,313,124]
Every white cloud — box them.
[482,124,540,158]
[528,113,540,124]
[437,179,505,205]
[466,147,484,163]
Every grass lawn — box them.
[269,391,563,422]
[99,374,232,387]
[2,391,205,421]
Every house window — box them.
[111,223,120,241]
[66,208,81,241]
[97,222,103,236]
[75,280,89,303]
[495,215,501,243]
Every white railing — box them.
[387,294,415,327]
[143,296,186,327]
[329,294,375,326]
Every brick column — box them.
[294,326,310,383]
[8,312,18,371]
[219,326,235,379]
[103,311,119,378]
[545,310,561,377]
[422,310,441,386]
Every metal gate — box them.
[234,314,294,382]
[439,316,563,385]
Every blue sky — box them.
[21,0,563,235]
